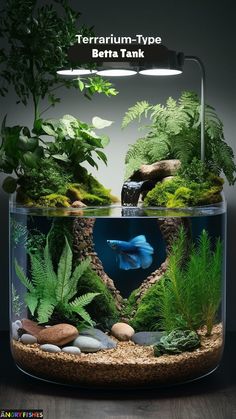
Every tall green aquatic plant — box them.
[14,235,99,327]
[157,227,222,336]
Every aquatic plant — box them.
[14,235,99,327]
[11,220,28,247]
[122,91,236,185]
[153,330,200,356]
[12,285,23,318]
[157,227,222,335]
[144,175,224,207]
[76,267,120,331]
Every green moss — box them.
[122,289,139,319]
[144,175,223,208]
[129,281,163,332]
[38,194,71,207]
[76,267,120,331]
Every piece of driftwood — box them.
[130,159,181,181]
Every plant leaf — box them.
[56,237,73,302]
[92,116,113,129]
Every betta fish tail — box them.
[130,235,154,269]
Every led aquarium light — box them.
[57,69,97,76]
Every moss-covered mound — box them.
[124,281,163,332]
[76,267,120,331]
[16,160,117,207]
[144,175,224,208]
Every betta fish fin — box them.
[118,252,141,270]
[130,235,154,269]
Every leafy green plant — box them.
[14,235,99,327]
[0,1,118,204]
[157,227,222,336]
[0,0,117,120]
[0,114,113,195]
[122,91,236,184]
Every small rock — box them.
[80,328,116,349]
[73,336,102,353]
[132,331,163,346]
[111,322,135,341]
[20,334,37,344]
[71,200,87,208]
[62,346,81,355]
[12,321,22,341]
[21,319,45,338]
[40,344,61,353]
[38,323,79,346]
[15,320,22,329]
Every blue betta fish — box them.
[107,235,154,270]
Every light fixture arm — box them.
[184,56,206,162]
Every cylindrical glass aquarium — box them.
[10,199,226,388]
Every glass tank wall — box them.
[10,201,226,388]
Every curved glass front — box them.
[9,200,226,388]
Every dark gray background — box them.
[0,0,235,330]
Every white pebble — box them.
[15,320,22,329]
[40,344,61,353]
[20,334,37,344]
[62,346,81,355]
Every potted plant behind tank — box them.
[1,0,235,388]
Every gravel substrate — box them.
[11,324,223,388]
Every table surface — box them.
[0,331,236,419]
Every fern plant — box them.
[14,235,99,327]
[157,226,223,336]
[122,91,236,185]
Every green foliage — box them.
[41,114,112,170]
[157,227,222,335]
[0,0,118,117]
[17,158,72,199]
[75,267,120,331]
[153,330,200,356]
[128,284,163,332]
[14,235,99,327]
[144,175,224,208]
[123,91,236,184]
[11,219,28,247]
[178,157,208,183]
[12,284,23,318]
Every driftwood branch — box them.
[130,159,181,181]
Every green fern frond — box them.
[37,298,56,324]
[122,101,151,128]
[56,237,73,302]
[44,236,57,286]
[14,259,35,293]
[24,293,38,316]
[71,305,94,326]
[67,258,91,300]
[29,253,47,296]
[69,292,100,309]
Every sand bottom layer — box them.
[11,324,223,388]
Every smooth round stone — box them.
[37,323,79,346]
[111,322,135,341]
[15,320,22,329]
[62,346,81,355]
[80,328,117,349]
[12,321,22,341]
[73,336,102,353]
[40,344,61,353]
[20,334,37,344]
[132,331,164,346]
